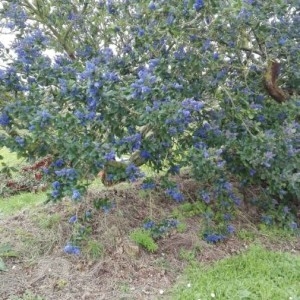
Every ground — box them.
[0,178,300,300]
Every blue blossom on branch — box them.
[182,98,204,111]
[104,151,116,161]
[194,0,204,11]
[52,181,61,190]
[55,168,77,180]
[126,163,144,182]
[0,113,10,127]
[15,136,25,147]
[148,1,156,10]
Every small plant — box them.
[143,218,179,239]
[130,229,158,252]
[93,197,115,213]
[237,229,256,241]
[179,249,197,264]
[84,240,104,260]
[10,290,45,300]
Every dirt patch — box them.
[1,180,299,300]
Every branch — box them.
[264,60,289,103]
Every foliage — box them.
[0,1,299,230]
[130,228,158,252]
[143,218,179,238]
[172,245,300,300]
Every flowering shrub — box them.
[0,1,299,222]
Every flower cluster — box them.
[130,60,159,100]
[55,168,77,180]
[63,243,80,255]
[166,186,184,202]
[0,113,10,127]
[125,163,144,182]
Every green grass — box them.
[0,192,47,216]
[172,245,300,300]
[0,147,25,168]
[0,147,46,216]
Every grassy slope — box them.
[1,148,300,300]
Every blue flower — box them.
[51,189,60,198]
[227,225,235,234]
[55,168,77,180]
[148,1,156,10]
[203,233,225,244]
[69,215,78,223]
[53,159,64,168]
[289,222,298,230]
[278,37,287,46]
[63,243,80,255]
[103,72,119,82]
[194,0,204,11]
[166,219,179,227]
[261,215,273,225]
[141,182,156,190]
[15,136,25,146]
[200,191,211,204]
[143,220,156,229]
[213,52,219,60]
[126,163,144,182]
[85,210,92,218]
[166,187,184,202]
[39,110,51,121]
[168,165,180,175]
[140,150,151,160]
[52,181,61,190]
[72,189,81,200]
[283,206,290,214]
[104,151,115,161]
[0,113,10,126]
[182,98,204,111]
[223,213,232,221]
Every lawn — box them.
[172,245,300,300]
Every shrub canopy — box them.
[0,0,299,202]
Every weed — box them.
[237,229,256,241]
[84,240,104,260]
[179,249,196,264]
[130,229,158,252]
